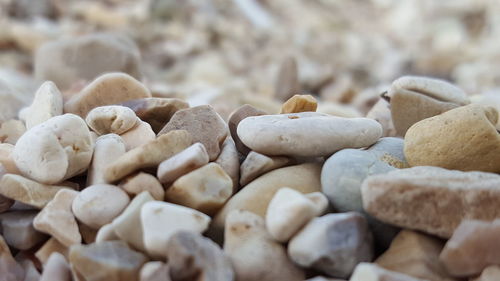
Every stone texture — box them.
[121,98,189,133]
[0,119,26,144]
[0,143,21,174]
[350,263,426,281]
[376,230,455,281]
[140,201,211,258]
[0,174,71,209]
[240,151,292,186]
[404,104,500,173]
[0,234,25,281]
[34,33,142,90]
[140,261,170,281]
[228,104,267,155]
[274,56,301,101]
[280,94,318,114]
[33,189,81,247]
[119,172,164,201]
[87,134,126,186]
[69,241,147,281]
[471,266,500,281]
[215,137,239,191]
[224,210,304,281]
[0,211,47,250]
[40,252,71,281]
[13,114,94,184]
[288,212,373,278]
[266,188,327,242]
[388,76,469,136]
[158,105,228,161]
[64,72,151,118]
[105,130,192,182]
[237,112,382,157]
[72,184,130,229]
[25,81,63,129]
[157,142,209,185]
[439,219,500,277]
[166,231,234,281]
[85,105,139,135]
[362,166,500,238]
[120,121,156,151]
[165,163,233,215]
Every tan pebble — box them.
[224,210,305,281]
[215,137,239,191]
[0,143,21,174]
[105,130,192,182]
[0,235,24,281]
[119,121,156,151]
[350,263,426,281]
[165,163,233,216]
[275,56,301,101]
[95,223,119,243]
[33,189,81,247]
[35,237,68,265]
[25,81,63,129]
[471,266,500,281]
[366,98,397,137]
[280,94,317,114]
[119,172,164,201]
[72,184,130,229]
[121,97,189,133]
[87,134,126,186]
[0,174,72,209]
[64,72,151,118]
[0,211,47,250]
[404,104,500,173]
[240,151,292,186]
[85,105,139,135]
[228,104,267,155]
[140,261,170,281]
[158,105,227,161]
[157,142,209,185]
[40,252,71,281]
[0,119,26,144]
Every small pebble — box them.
[120,121,156,151]
[25,81,63,129]
[87,134,126,186]
[119,172,165,201]
[85,105,139,135]
[35,237,69,266]
[40,253,71,281]
[240,151,292,186]
[0,211,47,250]
[214,137,240,191]
[350,263,426,281]
[280,94,318,114]
[156,142,209,185]
[274,56,300,101]
[228,104,267,155]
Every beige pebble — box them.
[33,189,81,247]
[275,56,301,101]
[157,142,209,185]
[0,210,47,250]
[280,94,317,114]
[64,72,151,118]
[471,266,500,281]
[85,105,139,135]
[72,184,130,229]
[87,134,126,186]
[0,143,21,174]
[0,174,71,209]
[224,210,305,281]
[119,172,164,201]
[40,253,71,281]
[35,237,69,265]
[0,119,26,145]
[366,98,397,137]
[105,130,192,182]
[0,234,24,281]
[362,166,500,238]
[240,151,292,186]
[404,104,500,173]
[158,105,228,161]
[266,188,327,242]
[25,81,63,129]
[165,163,233,215]
[13,114,94,184]
[95,223,120,243]
[215,137,239,191]
[140,201,211,258]
[119,121,156,151]
[350,263,426,281]
[140,261,170,281]
[228,104,267,155]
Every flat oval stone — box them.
[237,112,382,157]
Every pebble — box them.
[288,212,373,278]
[34,33,142,90]
[471,266,500,281]
[0,119,26,144]
[224,210,305,281]
[0,174,71,209]
[64,72,151,118]
[240,151,292,186]
[85,105,139,135]
[404,104,500,173]
[121,98,189,133]
[140,201,211,258]
[140,261,170,281]
[0,210,47,250]
[19,257,41,281]
[366,98,397,137]
[105,130,192,182]
[69,241,147,281]
[237,112,382,157]
[350,263,426,281]
[274,56,301,101]
[280,94,318,114]
[40,253,71,281]
[266,188,327,242]
[215,137,240,191]
[25,81,63,129]
[228,104,267,155]
[0,235,24,281]
[439,219,500,277]
[95,223,119,243]
[388,76,469,136]
[87,134,126,186]
[120,121,156,151]
[376,230,455,281]
[71,184,130,229]
[158,105,228,161]
[111,191,154,252]
[119,172,165,201]
[33,189,81,247]
[362,166,500,238]
[0,143,21,174]
[156,142,209,185]
[13,114,94,184]
[35,238,69,266]
[166,231,234,281]
[165,163,233,215]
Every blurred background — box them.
[1,0,500,120]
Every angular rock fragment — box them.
[228,104,267,155]
[119,172,164,201]
[280,94,317,114]
[157,142,209,185]
[87,134,126,186]
[36,238,69,265]
[214,137,239,191]
[240,151,292,186]
[120,121,156,151]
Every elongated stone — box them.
[157,142,209,185]
[87,134,126,186]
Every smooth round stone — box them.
[237,112,382,157]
